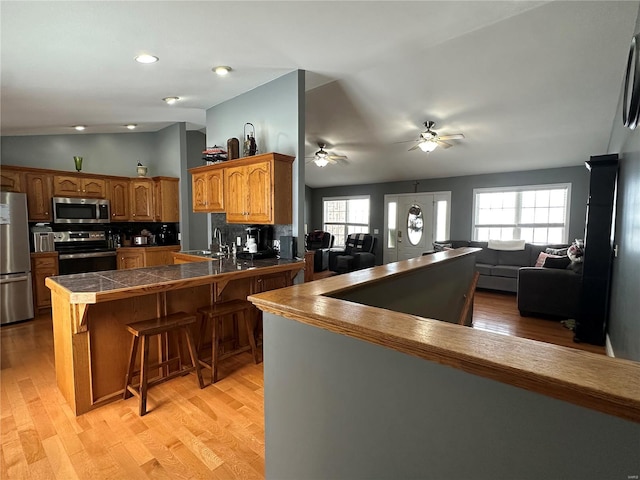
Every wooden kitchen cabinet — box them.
[117,246,180,269]
[25,172,53,221]
[53,175,107,198]
[107,178,130,221]
[0,168,24,192]
[224,153,294,224]
[117,249,145,270]
[130,178,154,221]
[154,177,180,222]
[31,252,58,312]
[191,169,224,212]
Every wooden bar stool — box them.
[123,312,205,416]
[197,299,259,384]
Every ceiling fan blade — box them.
[328,155,347,160]
[394,139,419,144]
[437,133,465,141]
[408,143,421,151]
[437,140,453,149]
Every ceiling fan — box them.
[305,143,348,167]
[405,121,465,153]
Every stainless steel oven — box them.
[53,231,117,275]
[52,197,110,224]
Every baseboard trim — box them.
[605,334,615,357]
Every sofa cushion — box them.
[529,243,569,265]
[496,245,531,266]
[490,265,521,279]
[475,263,493,276]
[470,242,498,265]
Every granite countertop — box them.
[46,254,304,301]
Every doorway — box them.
[383,192,451,264]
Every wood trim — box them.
[248,248,640,424]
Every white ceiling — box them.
[2,1,638,188]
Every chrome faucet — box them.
[212,227,223,253]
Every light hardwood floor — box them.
[0,290,603,479]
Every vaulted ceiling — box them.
[2,1,638,188]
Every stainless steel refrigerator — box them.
[1,191,34,324]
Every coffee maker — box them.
[240,225,275,259]
[156,224,178,246]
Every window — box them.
[472,184,571,243]
[323,196,370,247]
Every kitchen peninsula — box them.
[46,255,305,415]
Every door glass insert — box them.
[407,204,423,245]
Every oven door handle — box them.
[58,251,117,260]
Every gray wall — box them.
[308,165,589,263]
[185,130,207,250]
[205,70,306,255]
[264,312,640,480]
[606,9,640,361]
[1,126,183,177]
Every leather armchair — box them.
[329,233,376,274]
[305,231,334,272]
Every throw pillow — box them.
[543,256,571,269]
[535,252,551,267]
[545,247,568,256]
[433,242,452,252]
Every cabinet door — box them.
[25,173,53,221]
[155,178,180,222]
[245,161,272,223]
[81,178,106,198]
[53,175,83,196]
[31,254,58,311]
[193,171,224,212]
[225,166,247,222]
[108,179,130,221]
[145,246,180,267]
[0,169,23,192]
[117,251,145,269]
[130,179,154,221]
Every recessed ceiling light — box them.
[213,66,232,76]
[125,124,137,130]
[135,54,159,64]
[162,97,179,105]
[73,125,86,131]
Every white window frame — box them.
[323,195,370,248]
[471,183,571,243]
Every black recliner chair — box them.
[329,233,376,274]
[305,230,334,272]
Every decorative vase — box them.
[137,164,148,177]
[73,156,83,172]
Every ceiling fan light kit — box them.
[406,121,465,153]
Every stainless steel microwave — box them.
[52,197,111,224]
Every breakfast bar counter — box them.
[46,256,305,415]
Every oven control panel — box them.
[53,231,106,243]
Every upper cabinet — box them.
[2,165,180,223]
[130,178,155,221]
[192,169,224,213]
[107,178,130,222]
[53,175,106,198]
[0,168,24,192]
[154,177,180,222]
[189,152,293,224]
[25,172,53,221]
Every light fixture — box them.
[418,139,438,153]
[314,157,329,168]
[125,124,137,130]
[73,125,86,131]
[213,66,232,76]
[162,97,179,105]
[135,54,159,64]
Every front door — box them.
[384,192,451,264]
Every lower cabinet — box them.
[31,253,58,313]
[117,246,181,270]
